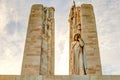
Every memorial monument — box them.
[0,1,120,80]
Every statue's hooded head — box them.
[74,33,81,41]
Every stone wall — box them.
[0,75,120,80]
[81,4,102,75]
[21,4,55,75]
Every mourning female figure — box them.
[71,33,86,75]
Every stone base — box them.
[0,75,120,80]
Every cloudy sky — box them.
[0,0,120,75]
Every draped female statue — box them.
[71,33,86,75]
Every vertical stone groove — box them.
[21,4,55,75]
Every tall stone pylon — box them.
[21,4,55,75]
[69,3,102,75]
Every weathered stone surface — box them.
[1,75,120,80]
[69,3,82,75]
[81,4,102,75]
[21,4,55,75]
[69,3,102,75]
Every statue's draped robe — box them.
[71,39,85,75]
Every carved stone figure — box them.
[71,33,86,75]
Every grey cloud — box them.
[102,64,120,75]
[5,21,23,35]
